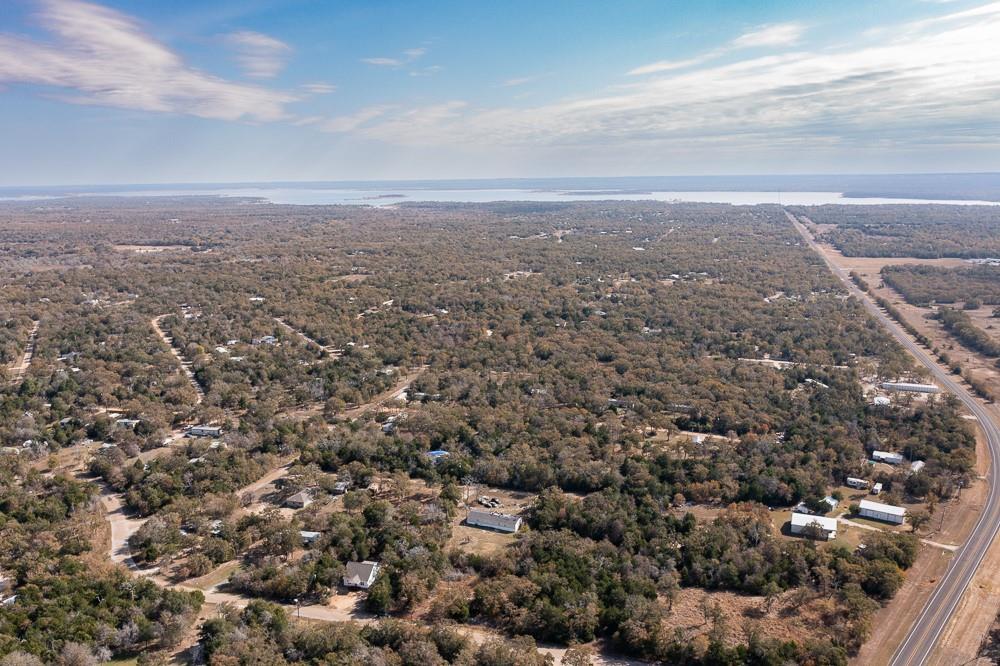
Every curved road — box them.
[789,213,1000,665]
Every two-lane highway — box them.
[787,211,1000,666]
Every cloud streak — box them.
[0,0,295,121]
[361,46,427,67]
[344,3,1000,160]
[627,21,805,75]
[225,30,291,78]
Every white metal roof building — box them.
[881,382,939,394]
[467,509,523,533]
[858,499,906,525]
[790,512,838,540]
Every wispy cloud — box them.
[301,81,336,94]
[321,105,395,132]
[0,0,295,121]
[409,65,443,77]
[225,30,291,78]
[342,3,1000,158]
[361,47,427,67]
[730,22,805,48]
[628,21,806,75]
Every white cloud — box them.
[321,105,395,132]
[409,65,443,77]
[362,47,427,67]
[362,56,403,66]
[628,21,806,76]
[301,82,337,94]
[730,22,805,48]
[225,30,291,78]
[0,0,295,121]
[627,55,716,76]
[344,3,1000,158]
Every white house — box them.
[467,509,523,533]
[793,496,839,515]
[872,450,905,465]
[858,499,906,525]
[846,477,869,490]
[790,512,838,540]
[188,425,222,438]
[343,561,380,589]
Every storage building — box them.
[858,499,906,525]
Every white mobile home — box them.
[467,509,523,533]
[187,425,222,438]
[872,450,905,465]
[858,499,906,525]
[790,512,838,540]
[846,477,869,490]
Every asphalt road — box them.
[788,212,1000,665]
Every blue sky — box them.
[1,0,999,185]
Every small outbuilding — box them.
[299,530,321,545]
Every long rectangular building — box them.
[881,382,939,394]
[467,509,522,533]
[858,499,906,525]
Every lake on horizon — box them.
[4,187,1000,206]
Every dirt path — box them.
[274,317,343,358]
[339,366,427,420]
[7,320,39,385]
[151,314,204,404]
[836,515,959,552]
[99,490,150,569]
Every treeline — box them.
[936,307,1000,357]
[0,467,203,663]
[873,295,932,348]
[882,264,1000,306]
[200,601,560,665]
[792,204,1000,258]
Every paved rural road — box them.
[788,212,1000,665]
